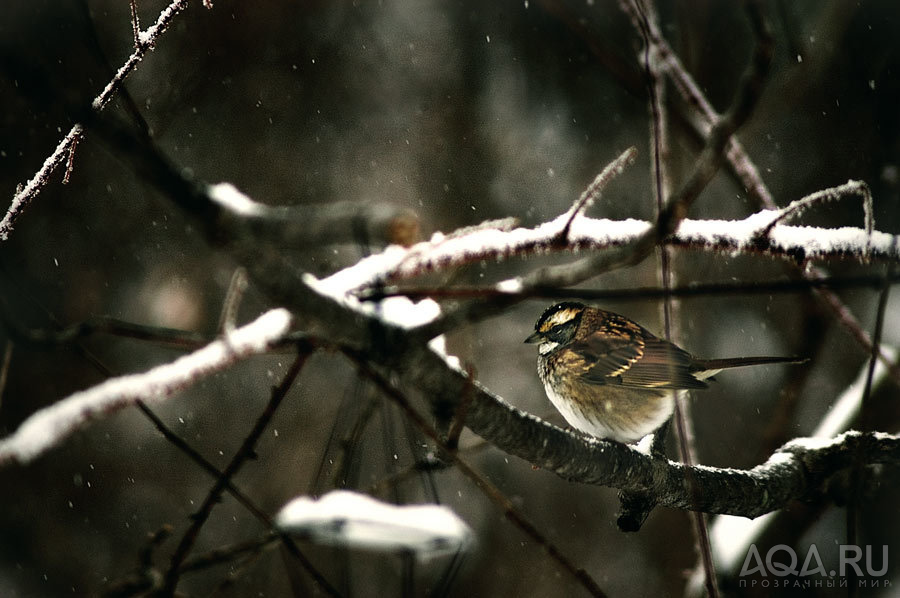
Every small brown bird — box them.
[525,302,805,443]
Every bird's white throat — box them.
[538,341,559,355]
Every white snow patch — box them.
[276,490,472,560]
[303,272,440,330]
[634,433,655,455]
[208,182,267,217]
[782,433,844,452]
[495,278,523,294]
[380,295,442,329]
[707,512,778,576]
[565,215,650,244]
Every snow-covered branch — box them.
[0,309,291,466]
[306,188,897,299]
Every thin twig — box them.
[0,313,210,349]
[179,532,280,575]
[218,267,249,335]
[846,259,893,596]
[133,400,272,524]
[0,340,12,413]
[558,147,638,241]
[61,128,82,185]
[1,0,193,241]
[159,349,314,595]
[810,272,900,386]
[129,0,141,49]
[754,180,873,241]
[367,272,900,308]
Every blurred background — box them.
[0,1,898,596]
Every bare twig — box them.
[179,532,281,575]
[61,128,82,185]
[0,340,12,412]
[846,260,893,593]
[809,271,900,386]
[0,313,210,350]
[558,147,638,241]
[363,273,900,304]
[159,349,322,596]
[133,400,272,524]
[218,267,249,335]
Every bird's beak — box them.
[524,331,543,344]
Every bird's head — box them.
[524,301,585,354]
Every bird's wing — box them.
[572,329,708,390]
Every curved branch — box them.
[391,344,898,519]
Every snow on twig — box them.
[0,125,83,241]
[0,309,291,467]
[93,0,190,111]
[1,0,193,241]
[752,180,874,244]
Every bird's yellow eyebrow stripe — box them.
[539,308,582,332]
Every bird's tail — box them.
[692,356,807,380]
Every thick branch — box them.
[391,343,897,518]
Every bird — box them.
[524,301,805,444]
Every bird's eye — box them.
[547,323,570,342]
